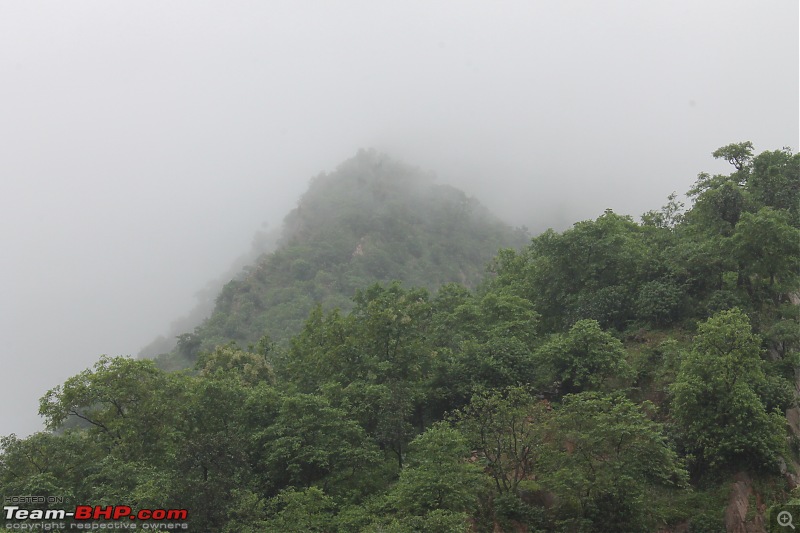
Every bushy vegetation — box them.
[2,143,798,531]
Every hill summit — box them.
[161,149,527,364]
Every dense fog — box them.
[0,1,797,438]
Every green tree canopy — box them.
[670,308,785,474]
[536,319,633,396]
[544,392,687,532]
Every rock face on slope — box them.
[159,149,528,364]
[724,472,767,533]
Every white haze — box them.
[0,1,797,437]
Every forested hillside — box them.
[1,143,798,532]
[161,149,527,368]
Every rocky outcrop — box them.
[724,472,766,533]
[784,407,800,489]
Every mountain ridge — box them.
[154,149,528,367]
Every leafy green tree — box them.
[344,425,481,533]
[457,289,539,349]
[220,489,270,533]
[634,279,685,326]
[0,431,96,505]
[82,455,177,509]
[175,332,202,361]
[491,211,650,332]
[686,172,749,233]
[455,387,549,497]
[545,392,687,532]
[38,356,187,464]
[262,487,336,532]
[712,141,754,173]
[455,336,537,397]
[667,227,737,313]
[428,283,474,350]
[748,146,799,221]
[388,423,486,516]
[684,141,757,235]
[729,207,800,295]
[282,283,440,468]
[349,282,432,385]
[764,307,800,360]
[670,308,785,473]
[277,305,349,392]
[449,288,540,394]
[641,192,685,229]
[674,142,799,326]
[171,375,254,529]
[261,393,381,493]
[536,319,633,396]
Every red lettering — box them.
[113,506,131,519]
[74,505,187,522]
[166,510,188,520]
[94,506,113,519]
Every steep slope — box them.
[137,225,282,359]
[163,149,527,363]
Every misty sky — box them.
[1,1,797,438]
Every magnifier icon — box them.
[779,510,796,529]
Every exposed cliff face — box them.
[656,472,776,533]
[724,472,766,533]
